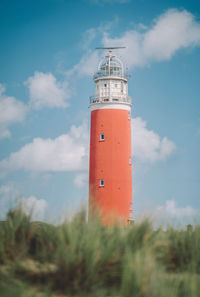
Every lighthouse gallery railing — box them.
[89,95,132,105]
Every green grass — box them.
[0,208,200,297]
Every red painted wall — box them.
[89,108,132,224]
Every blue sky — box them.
[0,0,200,224]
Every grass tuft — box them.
[0,207,200,296]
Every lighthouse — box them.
[89,48,133,225]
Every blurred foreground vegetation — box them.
[0,208,200,297]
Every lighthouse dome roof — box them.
[94,52,124,79]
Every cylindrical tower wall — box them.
[89,107,132,224]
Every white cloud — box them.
[70,9,200,78]
[103,9,200,68]
[0,72,70,140]
[73,172,88,188]
[151,200,200,227]
[0,84,27,139]
[19,196,47,220]
[156,200,198,218]
[0,122,89,177]
[67,18,121,77]
[0,116,176,177]
[0,184,20,215]
[138,200,200,228]
[132,117,176,162]
[67,50,100,77]
[25,72,70,109]
[0,184,47,220]
[80,28,97,51]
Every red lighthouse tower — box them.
[89,48,133,225]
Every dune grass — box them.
[0,208,200,297]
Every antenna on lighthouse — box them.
[96,47,126,50]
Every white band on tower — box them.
[90,103,131,111]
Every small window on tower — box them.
[100,179,104,187]
[100,134,105,141]
[104,84,107,87]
